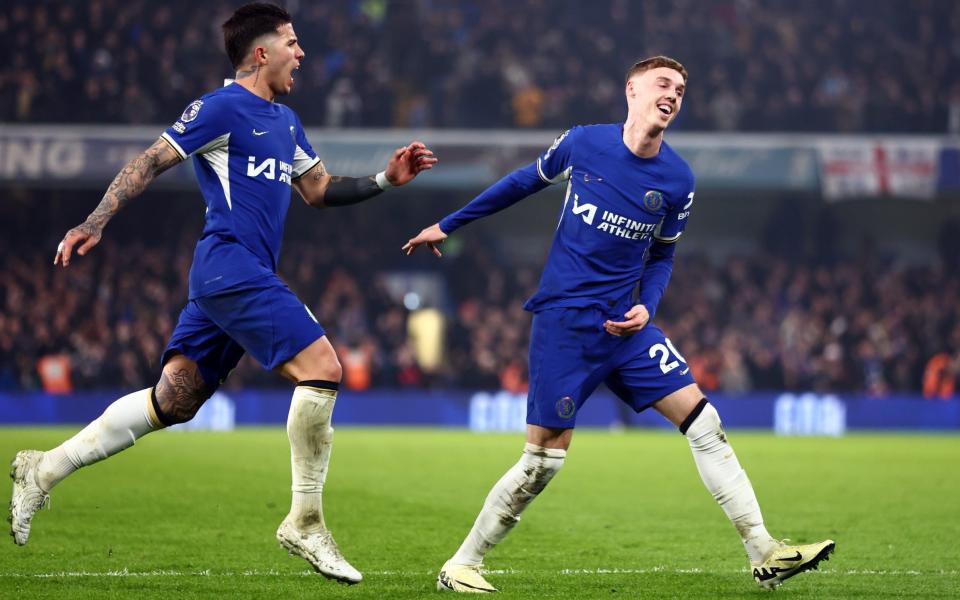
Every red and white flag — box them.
[818,139,940,200]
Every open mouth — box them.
[657,103,673,116]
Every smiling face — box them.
[625,66,686,131]
[257,23,304,97]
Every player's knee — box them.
[681,400,725,447]
[299,360,342,384]
[152,368,211,426]
[322,357,343,383]
[521,443,566,494]
[303,348,343,383]
[283,337,343,383]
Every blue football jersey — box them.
[524,124,696,312]
[162,83,321,299]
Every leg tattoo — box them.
[154,367,208,425]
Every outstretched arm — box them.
[55,137,182,266]
[402,162,550,257]
[438,162,548,234]
[293,141,437,209]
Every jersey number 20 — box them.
[649,338,687,374]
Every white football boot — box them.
[276,518,362,584]
[752,539,836,589]
[9,450,49,546]
[437,560,499,593]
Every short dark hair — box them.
[625,56,688,83]
[222,3,292,69]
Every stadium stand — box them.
[0,1,956,397]
[2,0,958,132]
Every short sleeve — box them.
[162,97,229,159]
[290,111,321,178]
[535,127,579,184]
[653,173,695,243]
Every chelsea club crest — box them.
[556,396,576,419]
[643,190,664,212]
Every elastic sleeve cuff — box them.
[160,132,188,160]
[375,171,393,190]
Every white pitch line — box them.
[1,568,957,579]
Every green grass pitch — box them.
[2,427,958,599]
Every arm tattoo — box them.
[322,175,383,207]
[80,138,181,236]
[155,366,208,424]
[311,161,328,181]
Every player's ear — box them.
[254,44,268,65]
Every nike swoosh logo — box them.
[679,367,690,375]
[780,551,803,562]
[753,567,781,581]
[252,129,268,136]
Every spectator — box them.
[922,352,956,399]
[36,354,72,394]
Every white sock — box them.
[36,388,162,491]
[683,401,777,563]
[286,384,336,533]
[451,443,566,566]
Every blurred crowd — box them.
[1,191,957,398]
[657,255,960,398]
[3,0,958,132]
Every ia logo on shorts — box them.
[555,396,576,419]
